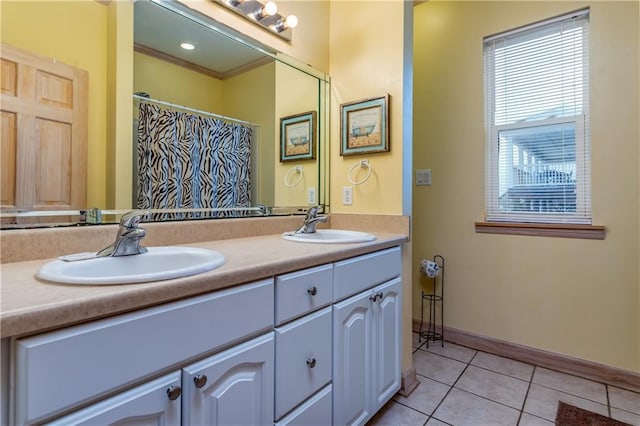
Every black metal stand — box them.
[419,255,445,348]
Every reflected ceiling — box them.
[134,0,274,79]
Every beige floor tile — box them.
[609,386,640,415]
[523,383,608,422]
[367,400,429,426]
[414,350,467,385]
[455,365,529,409]
[421,341,477,363]
[413,332,426,351]
[471,351,534,381]
[433,388,520,426]
[532,367,607,404]
[393,377,450,415]
[518,412,554,426]
[426,417,449,426]
[611,408,640,426]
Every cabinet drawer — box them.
[275,384,332,426]
[333,246,401,301]
[275,264,333,325]
[14,279,274,425]
[275,306,332,420]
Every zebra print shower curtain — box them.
[136,102,252,219]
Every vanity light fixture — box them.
[180,42,195,50]
[215,0,297,41]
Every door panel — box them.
[0,42,87,212]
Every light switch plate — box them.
[416,169,432,186]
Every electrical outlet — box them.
[416,169,432,186]
[342,186,353,205]
[307,187,316,205]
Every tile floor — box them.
[368,333,640,426]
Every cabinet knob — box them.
[377,291,384,300]
[307,286,318,296]
[306,357,317,368]
[193,374,208,388]
[369,294,378,302]
[166,385,182,401]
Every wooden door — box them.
[1,42,87,212]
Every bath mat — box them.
[555,401,631,426]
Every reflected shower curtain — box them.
[136,102,252,219]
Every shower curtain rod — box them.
[133,94,259,127]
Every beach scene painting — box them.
[341,95,389,156]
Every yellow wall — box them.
[224,62,277,206]
[1,0,109,209]
[329,0,413,375]
[274,61,320,207]
[413,1,640,371]
[133,52,224,113]
[329,1,405,215]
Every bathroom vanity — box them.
[0,231,406,425]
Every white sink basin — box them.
[282,229,376,244]
[36,246,225,285]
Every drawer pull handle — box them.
[166,385,182,401]
[307,286,318,296]
[194,374,208,388]
[307,358,317,368]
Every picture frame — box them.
[340,94,389,156]
[280,111,317,162]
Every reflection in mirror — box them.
[0,0,328,229]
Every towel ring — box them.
[284,165,304,187]
[348,160,372,185]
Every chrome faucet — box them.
[97,210,150,257]
[296,206,327,234]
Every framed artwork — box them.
[340,94,389,156]
[280,111,317,162]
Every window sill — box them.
[475,222,606,240]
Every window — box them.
[484,9,590,224]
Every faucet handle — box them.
[305,206,319,221]
[119,210,150,229]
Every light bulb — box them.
[284,14,298,29]
[180,42,195,50]
[263,1,278,16]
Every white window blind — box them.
[484,9,591,224]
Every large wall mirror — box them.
[0,0,329,229]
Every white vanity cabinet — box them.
[332,247,402,426]
[274,265,334,425]
[8,243,404,426]
[12,279,274,425]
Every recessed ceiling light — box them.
[180,42,195,50]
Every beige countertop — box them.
[1,232,407,339]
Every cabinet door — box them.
[181,333,274,426]
[46,372,181,426]
[332,290,375,426]
[372,277,402,412]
